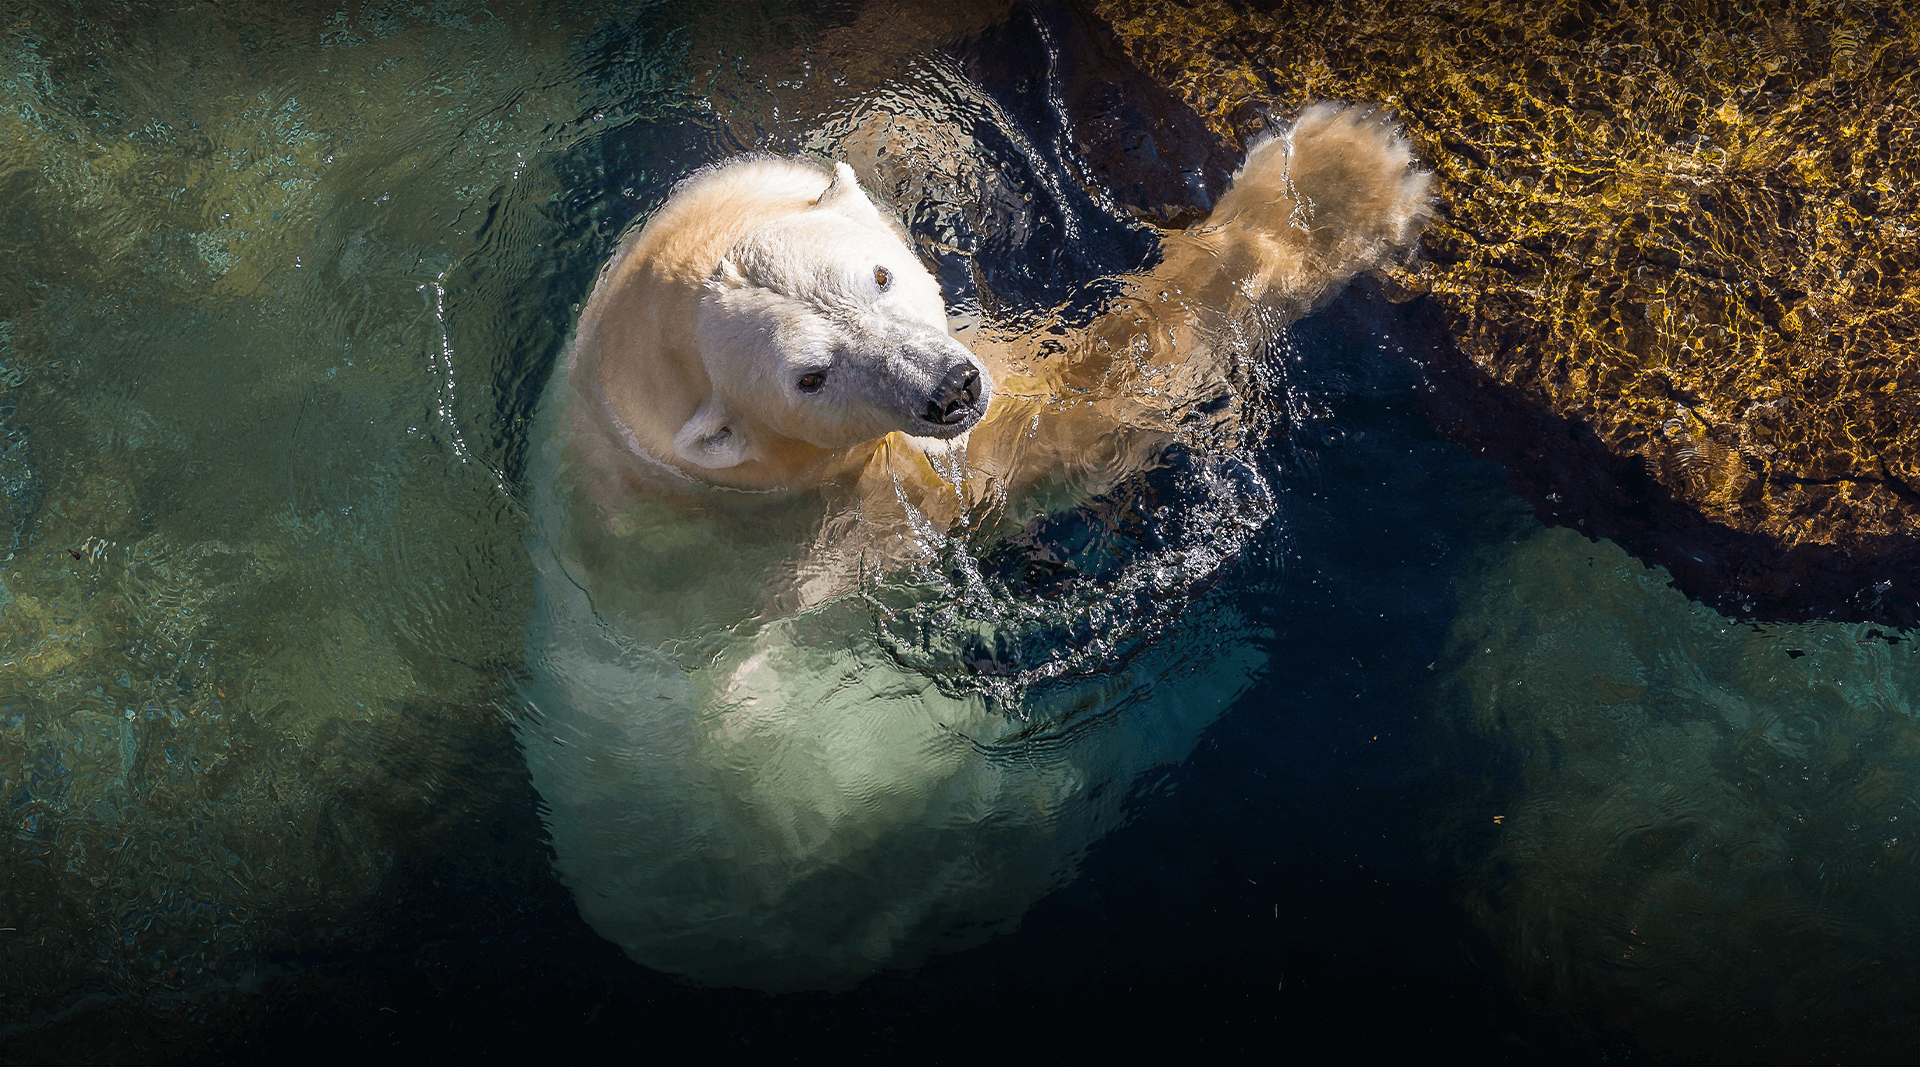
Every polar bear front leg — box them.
[952,104,1433,507]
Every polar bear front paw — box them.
[1198,102,1433,306]
[1269,102,1432,252]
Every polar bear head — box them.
[678,163,992,470]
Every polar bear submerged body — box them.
[520,104,1432,990]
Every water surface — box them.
[1,2,1916,1061]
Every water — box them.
[0,2,1915,1060]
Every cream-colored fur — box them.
[561,103,1431,594]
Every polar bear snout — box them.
[902,341,991,438]
[925,364,982,427]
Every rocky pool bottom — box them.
[1097,0,1920,626]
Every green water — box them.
[0,0,690,1014]
[1451,523,1920,1052]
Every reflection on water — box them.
[0,0,1915,1060]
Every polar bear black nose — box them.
[926,365,981,425]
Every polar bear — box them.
[558,103,1430,594]
[520,102,1431,991]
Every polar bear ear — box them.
[672,395,753,469]
[813,162,887,228]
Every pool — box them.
[3,2,1916,1060]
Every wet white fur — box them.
[521,102,1433,990]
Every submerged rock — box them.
[1094,0,1920,623]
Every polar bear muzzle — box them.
[808,329,989,442]
[878,330,990,439]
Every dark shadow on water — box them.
[1413,286,1920,628]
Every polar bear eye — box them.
[796,370,827,394]
[873,265,891,290]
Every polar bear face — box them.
[678,164,992,470]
